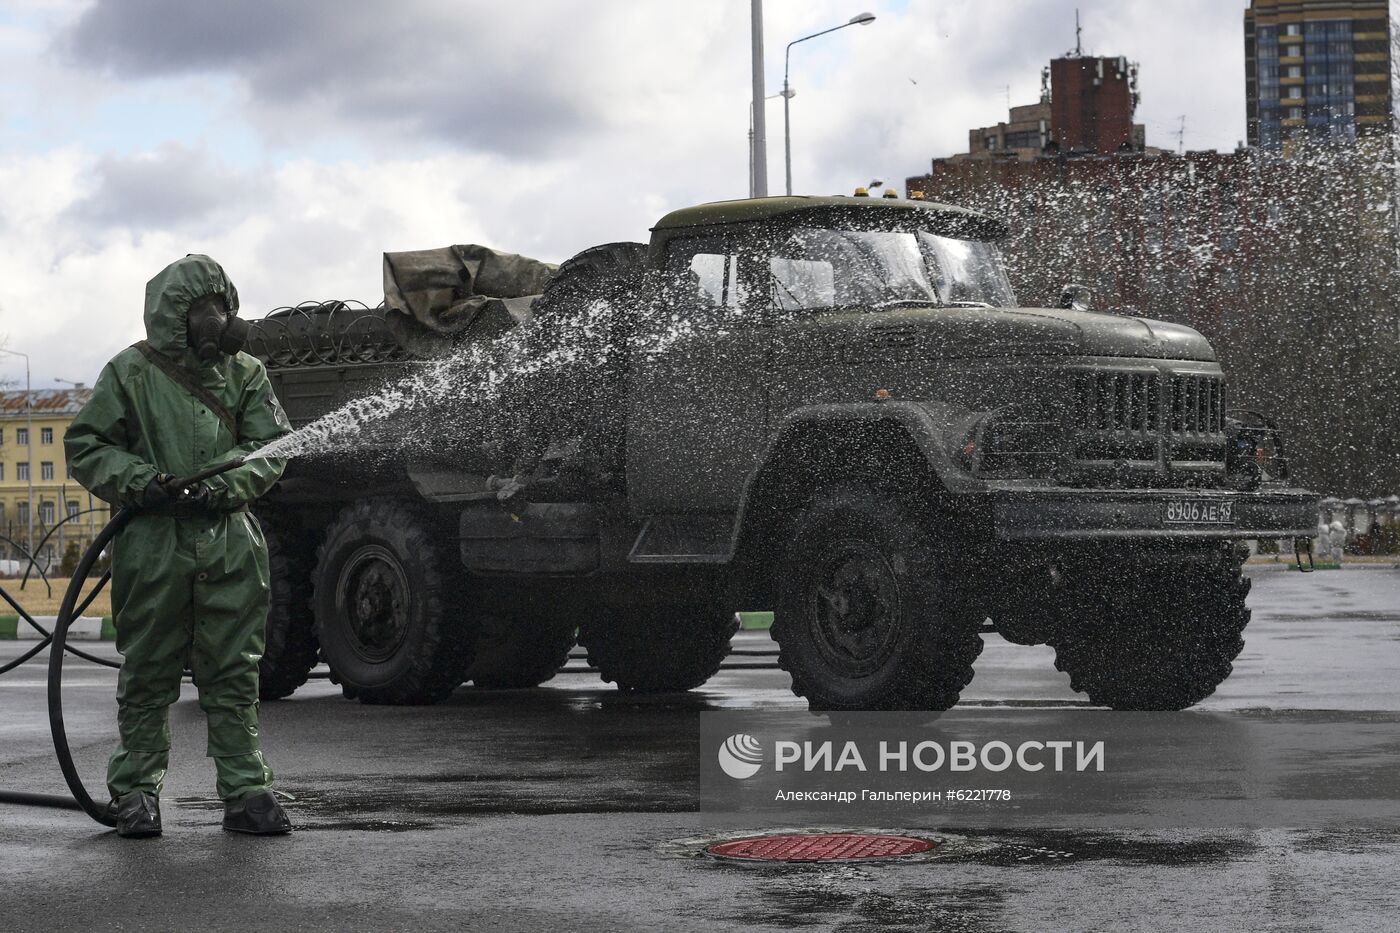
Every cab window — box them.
[663,237,747,322]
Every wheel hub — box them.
[338,545,410,662]
[809,541,902,673]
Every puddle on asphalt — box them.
[1271,611,1400,623]
[665,828,1262,931]
[251,783,695,818]
[297,819,436,833]
[172,793,439,832]
[1290,826,1400,854]
[957,699,1093,708]
[725,867,1004,933]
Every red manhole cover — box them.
[705,833,936,862]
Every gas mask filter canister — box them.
[187,294,249,361]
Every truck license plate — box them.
[1165,499,1235,525]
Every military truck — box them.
[249,194,1318,712]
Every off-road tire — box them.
[465,610,576,689]
[256,514,320,700]
[312,499,473,705]
[534,241,649,316]
[579,602,738,693]
[772,484,984,711]
[522,241,648,473]
[1047,548,1251,710]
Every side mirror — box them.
[1059,283,1091,312]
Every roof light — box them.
[854,187,869,197]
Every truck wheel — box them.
[312,499,473,705]
[579,603,738,693]
[773,484,983,711]
[257,514,319,700]
[1047,549,1251,710]
[465,612,576,689]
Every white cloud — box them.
[0,0,1255,383]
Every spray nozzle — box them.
[167,456,248,491]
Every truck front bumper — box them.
[986,484,1319,543]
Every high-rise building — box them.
[1244,0,1392,152]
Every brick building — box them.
[956,53,1146,161]
[1049,55,1141,153]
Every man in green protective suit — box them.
[65,254,294,838]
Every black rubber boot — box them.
[222,790,292,835]
[108,791,162,838]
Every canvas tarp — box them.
[382,245,558,353]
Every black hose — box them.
[44,507,132,825]
[0,458,247,826]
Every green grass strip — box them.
[738,611,773,630]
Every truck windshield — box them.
[769,227,1016,312]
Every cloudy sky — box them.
[0,0,1254,383]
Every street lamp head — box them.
[782,12,876,197]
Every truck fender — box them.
[626,402,984,566]
[729,401,983,554]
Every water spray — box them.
[0,456,252,826]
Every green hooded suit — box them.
[65,255,291,802]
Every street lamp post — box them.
[750,0,769,198]
[784,11,875,196]
[750,89,795,198]
[0,348,33,559]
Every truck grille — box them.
[1075,372,1160,434]
[1066,369,1226,480]
[1169,373,1225,435]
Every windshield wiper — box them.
[869,298,939,310]
[768,270,802,311]
[868,298,995,311]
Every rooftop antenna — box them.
[1074,8,1083,57]
[1177,115,1187,154]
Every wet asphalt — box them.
[0,566,1397,932]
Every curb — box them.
[2,615,110,641]
[1245,562,1400,573]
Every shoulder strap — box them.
[132,341,240,438]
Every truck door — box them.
[627,234,769,514]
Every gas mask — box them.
[186,293,250,362]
